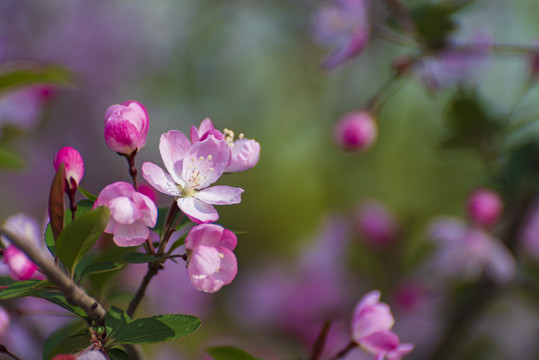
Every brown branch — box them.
[126,261,162,318]
[0,226,107,325]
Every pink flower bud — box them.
[53,146,84,189]
[334,111,377,152]
[185,224,238,293]
[94,181,158,247]
[104,100,149,155]
[4,245,38,281]
[351,290,414,359]
[0,306,10,337]
[355,200,398,247]
[467,188,503,227]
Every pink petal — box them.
[111,222,149,247]
[353,290,382,317]
[177,197,219,224]
[359,330,399,356]
[181,135,230,189]
[4,245,37,281]
[159,130,191,184]
[225,138,261,172]
[352,304,395,341]
[485,239,516,284]
[3,214,41,246]
[428,217,467,244]
[108,196,141,225]
[141,162,181,197]
[212,247,237,285]
[220,229,238,251]
[94,182,135,207]
[386,343,414,360]
[185,224,225,250]
[196,186,243,205]
[132,192,158,228]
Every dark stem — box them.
[0,344,22,360]
[331,341,356,360]
[157,201,180,258]
[126,261,163,318]
[122,151,138,191]
[67,181,77,221]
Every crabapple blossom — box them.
[351,290,413,360]
[1,214,42,281]
[334,111,377,152]
[191,118,260,172]
[185,224,238,293]
[355,200,398,247]
[94,181,158,247]
[104,100,149,155]
[428,217,515,283]
[313,0,370,70]
[142,130,243,223]
[53,146,84,190]
[467,188,503,227]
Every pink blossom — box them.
[94,181,158,247]
[0,306,9,337]
[76,351,107,360]
[104,100,149,155]
[313,0,370,70]
[334,111,377,152]
[428,217,515,283]
[351,290,413,359]
[185,224,238,293]
[1,214,42,281]
[467,188,503,227]
[355,200,398,247]
[191,118,260,173]
[0,85,52,135]
[142,130,243,223]
[53,146,84,190]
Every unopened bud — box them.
[104,100,149,155]
[467,188,503,227]
[334,111,377,152]
[54,146,84,190]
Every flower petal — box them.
[352,304,395,341]
[94,182,135,207]
[196,186,243,205]
[182,135,230,189]
[108,196,141,225]
[185,223,224,250]
[360,330,399,356]
[159,130,191,184]
[111,222,149,247]
[141,162,181,197]
[225,138,261,172]
[177,197,219,224]
[132,192,158,228]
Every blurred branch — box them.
[0,225,107,326]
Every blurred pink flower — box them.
[428,217,515,283]
[521,200,539,260]
[351,290,413,360]
[1,214,42,281]
[53,146,84,190]
[334,112,377,152]
[354,200,398,247]
[94,181,157,247]
[313,0,370,70]
[142,130,243,223]
[185,224,238,293]
[467,188,503,227]
[104,100,149,156]
[0,85,52,135]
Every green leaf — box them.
[107,348,130,360]
[0,65,73,94]
[207,346,258,360]
[36,291,89,320]
[411,2,465,49]
[123,252,157,264]
[0,279,48,299]
[48,163,65,242]
[0,146,25,169]
[43,320,87,360]
[113,314,201,344]
[55,206,110,276]
[78,187,98,202]
[105,306,132,338]
[78,261,124,280]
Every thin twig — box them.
[126,261,163,318]
[0,226,107,325]
[0,344,22,360]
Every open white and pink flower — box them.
[142,130,244,223]
[185,223,238,293]
[94,181,158,247]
